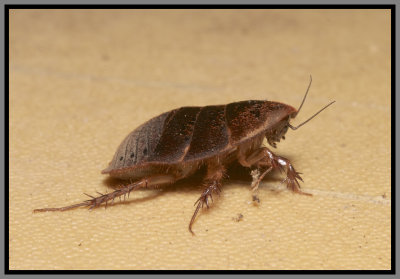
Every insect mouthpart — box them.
[267,117,291,148]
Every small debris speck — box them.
[252,195,260,204]
[233,213,244,222]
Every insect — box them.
[34,76,334,235]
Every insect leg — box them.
[250,166,273,192]
[33,174,176,212]
[189,164,225,235]
[241,147,312,196]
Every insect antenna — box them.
[296,75,313,116]
[288,100,335,130]
[289,75,335,130]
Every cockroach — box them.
[34,76,334,235]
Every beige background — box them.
[10,9,391,270]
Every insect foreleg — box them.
[241,147,312,196]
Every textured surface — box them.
[9,9,391,270]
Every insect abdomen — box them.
[149,107,202,162]
[101,111,171,173]
[183,105,229,161]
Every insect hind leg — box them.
[33,174,176,213]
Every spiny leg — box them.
[189,180,221,235]
[241,147,312,196]
[33,174,176,213]
[189,164,225,235]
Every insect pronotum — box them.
[34,76,335,235]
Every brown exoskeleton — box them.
[34,76,334,235]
